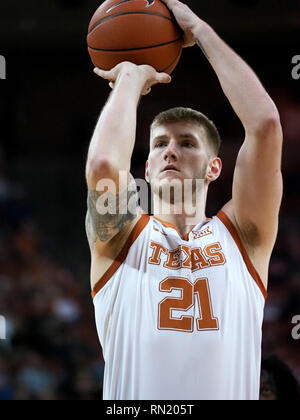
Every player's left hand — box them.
[160,0,200,47]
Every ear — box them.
[205,157,222,183]
[145,160,150,183]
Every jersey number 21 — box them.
[158,277,219,332]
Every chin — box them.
[151,177,184,199]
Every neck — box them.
[152,188,208,238]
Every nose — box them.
[163,140,178,162]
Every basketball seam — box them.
[88,37,182,52]
[89,42,182,72]
[87,11,175,36]
[159,47,182,72]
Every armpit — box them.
[239,219,261,249]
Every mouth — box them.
[162,165,180,173]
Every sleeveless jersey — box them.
[92,210,267,400]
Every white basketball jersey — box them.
[92,210,266,400]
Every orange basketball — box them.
[87,0,183,74]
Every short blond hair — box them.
[150,107,221,156]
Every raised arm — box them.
[86,62,171,250]
[162,0,283,257]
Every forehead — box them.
[150,121,206,143]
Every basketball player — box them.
[85,0,283,400]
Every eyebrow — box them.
[153,133,198,141]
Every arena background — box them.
[0,0,299,400]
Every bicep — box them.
[85,172,140,250]
[232,126,283,249]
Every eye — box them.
[183,141,193,148]
[155,142,166,148]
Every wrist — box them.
[113,70,145,103]
[117,67,146,89]
[192,19,212,41]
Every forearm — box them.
[87,72,143,180]
[193,21,279,134]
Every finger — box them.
[156,73,172,84]
[93,67,105,77]
[141,88,151,96]
[93,67,114,81]
[160,0,180,7]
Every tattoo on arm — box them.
[85,174,139,249]
[196,38,210,60]
[85,211,97,250]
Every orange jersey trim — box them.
[91,213,150,299]
[216,210,267,300]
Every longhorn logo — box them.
[106,0,155,13]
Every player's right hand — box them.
[160,0,199,48]
[93,62,171,95]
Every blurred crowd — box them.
[260,86,300,388]
[0,153,104,399]
[0,84,299,400]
